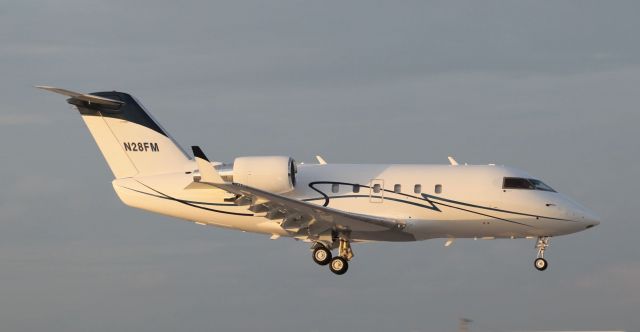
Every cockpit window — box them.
[529,179,556,192]
[503,177,556,192]
[503,177,534,189]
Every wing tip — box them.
[191,146,210,161]
[316,155,327,165]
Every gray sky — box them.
[1,1,639,331]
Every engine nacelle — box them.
[232,156,297,194]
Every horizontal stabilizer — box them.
[36,86,124,109]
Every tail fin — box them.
[38,86,190,178]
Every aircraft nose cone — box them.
[558,194,600,230]
[580,209,601,229]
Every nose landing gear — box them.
[534,236,550,271]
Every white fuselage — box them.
[112,162,599,242]
[39,86,600,273]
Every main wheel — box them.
[534,257,548,271]
[312,246,332,266]
[329,256,349,275]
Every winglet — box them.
[447,156,459,166]
[191,146,225,184]
[316,155,327,165]
[192,146,210,161]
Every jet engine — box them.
[232,156,297,193]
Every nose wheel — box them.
[534,236,550,271]
[534,257,548,271]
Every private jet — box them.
[38,86,600,275]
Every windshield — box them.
[503,177,556,192]
[528,179,555,192]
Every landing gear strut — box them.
[329,237,353,275]
[534,236,550,271]
[338,236,354,261]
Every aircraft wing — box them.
[189,146,402,234]
[211,182,399,232]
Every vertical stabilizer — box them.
[38,87,190,178]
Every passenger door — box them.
[369,179,384,203]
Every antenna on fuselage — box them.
[448,156,459,166]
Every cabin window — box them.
[394,184,401,193]
[372,184,381,193]
[414,184,422,194]
[353,184,360,193]
[435,184,442,194]
[332,183,339,193]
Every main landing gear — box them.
[312,236,353,275]
[534,236,550,271]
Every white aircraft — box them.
[38,86,600,275]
